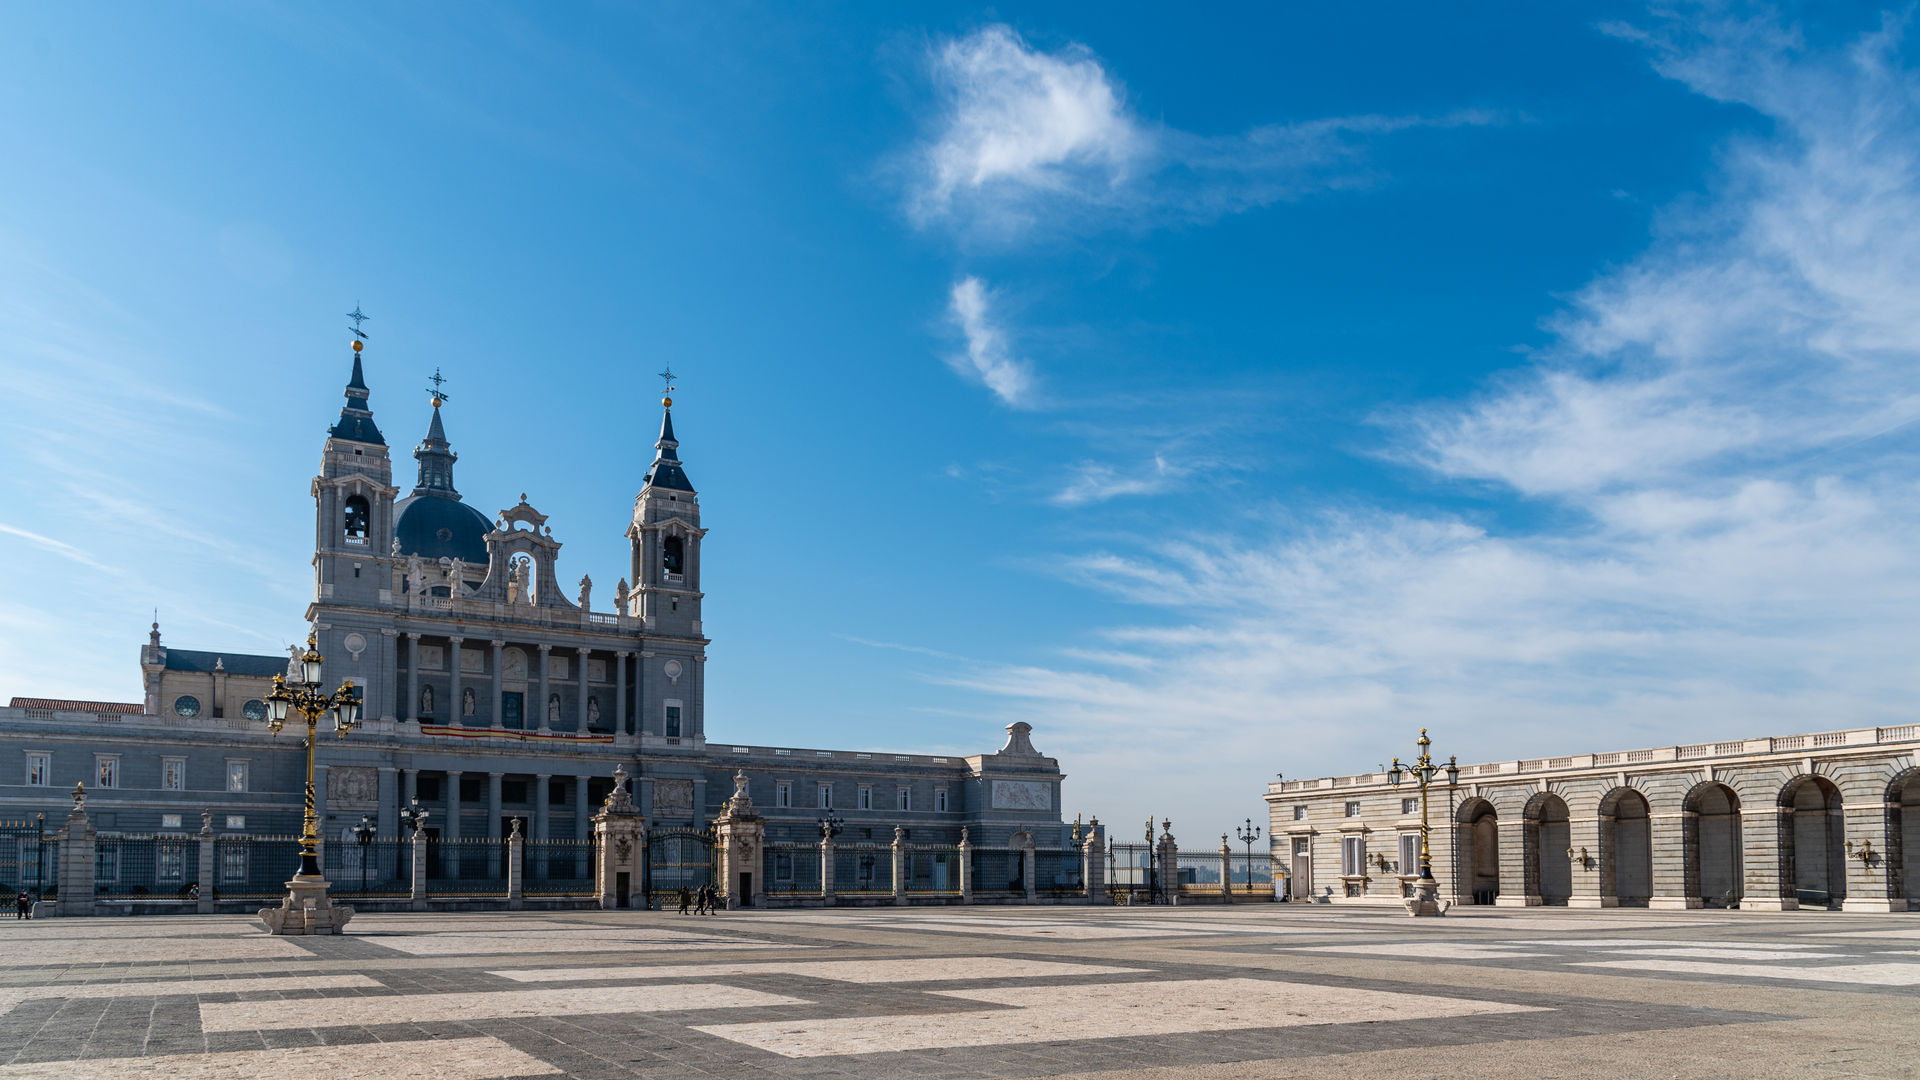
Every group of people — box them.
[675,883,721,915]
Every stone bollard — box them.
[508,818,525,911]
[197,811,216,914]
[891,826,907,905]
[958,827,973,904]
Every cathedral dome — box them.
[394,493,492,564]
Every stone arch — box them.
[1596,786,1652,907]
[1888,767,1920,911]
[1454,796,1499,905]
[1682,780,1743,908]
[1778,774,1845,909]
[1523,789,1572,906]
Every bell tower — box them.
[627,371,708,740]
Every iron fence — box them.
[833,844,893,896]
[94,834,202,901]
[763,842,819,895]
[904,846,961,894]
[524,838,596,896]
[1107,842,1157,903]
[968,846,1025,895]
[647,830,715,903]
[1034,848,1084,895]
[429,838,509,895]
[213,835,303,901]
[0,822,53,898]
[1176,849,1224,893]
[1227,852,1275,894]
[325,837,410,897]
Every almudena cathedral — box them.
[0,340,1075,903]
[1265,726,1920,913]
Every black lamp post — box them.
[262,632,362,878]
[1236,818,1261,894]
[34,812,45,898]
[398,796,429,835]
[1387,728,1460,916]
[351,814,376,894]
[818,813,843,840]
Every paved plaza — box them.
[0,906,1914,1079]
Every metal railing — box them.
[764,842,820,895]
[325,838,410,898]
[524,838,596,896]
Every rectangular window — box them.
[160,813,183,830]
[460,775,485,802]
[898,788,912,812]
[95,756,120,789]
[95,845,118,884]
[162,758,186,791]
[1293,837,1310,856]
[221,846,249,884]
[501,780,528,803]
[545,779,565,805]
[776,782,791,808]
[935,789,948,812]
[1343,800,1360,818]
[858,786,872,811]
[1399,833,1421,876]
[1341,835,1366,877]
[1293,805,1308,821]
[817,784,832,810]
[226,762,249,793]
[665,705,682,738]
[225,814,246,830]
[25,752,49,787]
[158,843,186,883]
[774,852,793,882]
[1402,797,1419,815]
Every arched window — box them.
[662,535,684,575]
[343,495,371,542]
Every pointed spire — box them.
[328,337,386,445]
[642,387,694,493]
[411,398,460,497]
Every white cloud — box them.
[908,10,1920,833]
[1052,454,1185,506]
[908,24,1500,240]
[945,276,1034,406]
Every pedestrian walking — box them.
[677,886,691,915]
[694,884,708,915]
[14,891,28,920]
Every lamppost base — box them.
[1403,878,1450,917]
[259,875,354,936]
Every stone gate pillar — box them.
[891,827,907,904]
[1155,822,1178,905]
[591,765,646,909]
[958,827,973,903]
[713,771,765,910]
[57,783,95,918]
[411,813,430,912]
[820,827,836,906]
[1082,819,1105,905]
[508,818,525,911]
[197,810,216,914]
[1022,834,1037,904]
[1220,835,1233,903]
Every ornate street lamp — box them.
[351,814,376,894]
[398,796,430,835]
[1387,728,1458,917]
[257,631,362,934]
[817,813,843,840]
[1236,818,1261,894]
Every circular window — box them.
[436,527,453,542]
[173,695,201,718]
[242,699,267,721]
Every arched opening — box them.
[1527,792,1571,906]
[1780,775,1845,909]
[1454,798,1498,905]
[1892,770,1920,911]
[662,534,685,576]
[1601,788,1652,907]
[1684,782,1743,908]
[343,495,370,543]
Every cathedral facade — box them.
[1,342,1068,858]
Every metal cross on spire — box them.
[658,365,677,395]
[346,304,371,340]
[425,366,452,406]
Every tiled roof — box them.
[8,698,143,713]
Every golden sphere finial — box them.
[351,339,363,353]
[662,395,673,408]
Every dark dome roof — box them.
[395,493,492,563]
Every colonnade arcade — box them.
[395,633,638,735]
[1452,767,1920,910]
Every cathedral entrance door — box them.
[502,692,524,729]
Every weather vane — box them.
[426,366,452,407]
[346,304,371,341]
[658,365,677,395]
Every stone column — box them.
[508,818,525,911]
[377,767,399,839]
[577,647,592,731]
[1741,805,1793,910]
[537,646,552,733]
[959,827,973,904]
[533,774,552,880]
[405,633,420,723]
[403,768,419,805]
[1082,819,1105,905]
[1495,819,1534,906]
[892,826,908,904]
[615,651,629,737]
[489,640,505,729]
[1842,799,1900,912]
[713,773,765,910]
[1022,835,1037,904]
[575,774,591,880]
[197,810,216,914]
[448,637,464,726]
[1567,813,1606,909]
[1648,810,1693,910]
[411,812,430,911]
[1220,835,1234,903]
[1156,824,1179,906]
[487,772,504,878]
[445,771,463,841]
[820,831,836,905]
[591,766,645,909]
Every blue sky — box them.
[4,3,1918,835]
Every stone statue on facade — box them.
[587,696,600,726]
[548,694,561,725]
[578,573,592,610]
[615,577,629,612]
[725,770,754,816]
[461,687,476,716]
[604,764,635,811]
[420,684,435,715]
[446,557,468,595]
[406,554,425,596]
[507,559,528,605]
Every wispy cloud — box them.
[905,24,1502,241]
[0,523,119,575]
[946,276,1035,406]
[1051,454,1187,506]
[908,9,1920,830]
